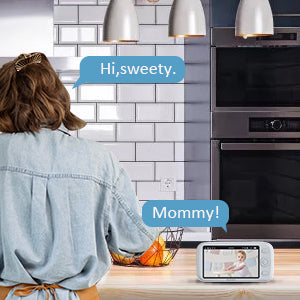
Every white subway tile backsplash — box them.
[117,45,155,56]
[184,103,209,122]
[136,6,155,24]
[156,84,184,102]
[156,45,184,59]
[139,25,174,44]
[184,142,210,161]
[98,25,104,43]
[175,142,184,161]
[185,64,210,84]
[78,123,115,141]
[78,45,116,56]
[54,6,78,24]
[185,123,210,143]
[71,104,96,121]
[156,5,171,24]
[137,182,174,201]
[60,0,97,4]
[55,2,186,185]
[156,123,184,141]
[136,143,174,161]
[64,84,77,101]
[79,6,107,24]
[60,25,97,44]
[186,162,210,183]
[175,103,184,122]
[98,104,135,122]
[185,45,209,64]
[102,143,135,161]
[156,162,184,181]
[60,72,80,83]
[120,162,154,181]
[54,45,77,57]
[136,104,174,122]
[117,84,155,102]
[79,85,116,101]
[185,83,209,103]
[117,124,154,141]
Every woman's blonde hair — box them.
[0,52,86,133]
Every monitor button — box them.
[261,258,270,267]
[262,271,269,276]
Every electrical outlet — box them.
[160,178,176,192]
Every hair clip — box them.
[15,53,42,72]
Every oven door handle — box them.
[221,143,300,151]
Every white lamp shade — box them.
[169,0,206,37]
[235,0,274,38]
[103,0,139,42]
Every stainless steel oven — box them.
[212,112,300,240]
[211,28,300,241]
[212,27,300,112]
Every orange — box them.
[162,250,173,265]
[139,241,164,266]
[157,235,166,250]
[110,252,136,265]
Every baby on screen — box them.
[224,250,251,277]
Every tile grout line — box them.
[76,5,79,56]
[173,102,176,122]
[57,25,60,45]
[95,103,98,123]
[173,142,175,162]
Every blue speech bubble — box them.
[73,56,185,88]
[142,200,229,232]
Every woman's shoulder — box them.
[73,136,122,184]
[0,128,123,187]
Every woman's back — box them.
[0,127,157,293]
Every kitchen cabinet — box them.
[212,0,300,27]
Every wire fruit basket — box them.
[110,227,184,267]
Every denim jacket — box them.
[0,125,159,299]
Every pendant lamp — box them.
[235,0,274,38]
[169,0,206,37]
[103,0,139,43]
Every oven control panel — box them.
[250,118,300,132]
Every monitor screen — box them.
[203,246,260,278]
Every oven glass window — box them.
[221,150,300,224]
[216,48,300,107]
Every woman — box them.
[0,53,159,300]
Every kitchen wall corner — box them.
[184,0,211,240]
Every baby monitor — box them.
[197,242,274,282]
